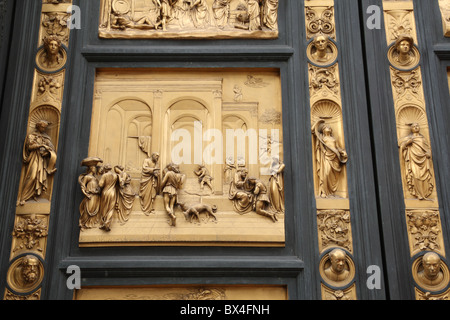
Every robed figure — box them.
[399,123,434,200]
[79,157,103,230]
[115,165,136,224]
[139,152,160,215]
[17,120,57,206]
[98,164,118,231]
[312,120,348,198]
[268,157,285,213]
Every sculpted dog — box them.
[178,202,218,223]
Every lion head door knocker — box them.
[320,248,355,288]
[413,252,450,293]
[388,34,420,70]
[307,35,338,67]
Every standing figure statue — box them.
[17,120,57,206]
[78,157,103,230]
[115,165,136,224]
[268,157,285,213]
[399,123,434,200]
[312,120,348,198]
[161,163,186,226]
[98,164,118,231]
[155,0,173,31]
[139,152,160,215]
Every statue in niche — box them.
[312,119,348,198]
[393,34,415,68]
[179,202,218,223]
[115,165,136,224]
[194,164,214,193]
[139,152,161,215]
[229,167,278,222]
[98,164,118,231]
[268,157,285,213]
[79,157,103,230]
[310,35,333,65]
[39,36,64,70]
[417,252,444,288]
[212,0,231,29]
[161,163,186,227]
[324,248,350,283]
[17,120,57,206]
[399,123,434,200]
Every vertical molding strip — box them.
[304,0,357,300]
[4,0,72,300]
[382,0,450,300]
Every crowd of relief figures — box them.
[99,0,279,38]
[79,154,285,232]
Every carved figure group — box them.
[17,120,57,206]
[229,167,278,222]
[104,0,278,32]
[79,157,136,231]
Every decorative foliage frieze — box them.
[305,5,335,39]
[406,210,443,256]
[317,210,352,253]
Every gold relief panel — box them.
[406,210,445,258]
[32,70,65,104]
[321,283,356,301]
[79,68,285,247]
[4,288,41,301]
[99,0,279,39]
[11,214,49,260]
[383,0,417,45]
[74,285,288,300]
[317,210,352,254]
[304,1,336,40]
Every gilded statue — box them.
[399,123,434,200]
[189,0,211,28]
[268,157,285,213]
[311,35,333,64]
[38,35,64,70]
[224,156,236,184]
[79,157,103,230]
[17,120,57,206]
[17,255,41,285]
[393,34,415,68]
[114,165,136,224]
[194,164,214,193]
[418,252,444,288]
[179,202,218,223]
[139,152,160,215]
[324,248,350,283]
[161,163,186,226]
[312,119,348,198]
[98,164,119,231]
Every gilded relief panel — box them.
[99,0,279,39]
[74,285,288,300]
[79,68,285,247]
[383,0,449,298]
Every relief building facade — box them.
[0,0,450,301]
